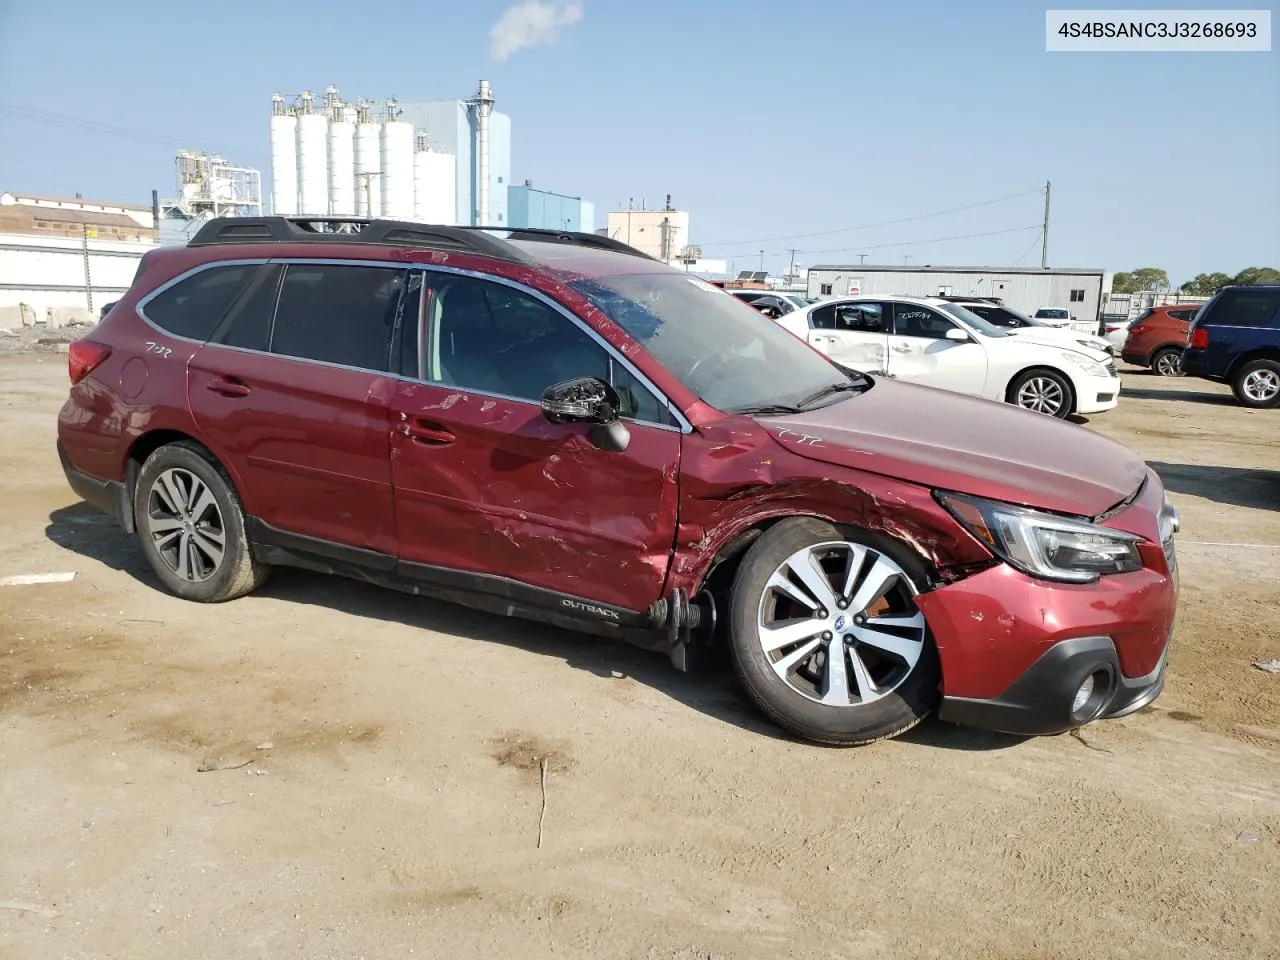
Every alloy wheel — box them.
[146,468,226,582]
[1155,352,1182,377]
[1015,376,1066,415]
[756,541,927,707]
[1242,369,1280,403]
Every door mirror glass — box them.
[944,328,970,342]
[541,376,621,424]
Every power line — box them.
[0,103,269,161]
[1010,229,1045,267]
[714,224,1043,260]
[697,187,1044,247]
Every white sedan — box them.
[774,295,1121,419]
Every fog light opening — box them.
[1071,669,1113,724]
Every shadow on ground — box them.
[1148,461,1280,512]
[45,502,1024,753]
[1121,385,1237,406]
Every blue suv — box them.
[1183,285,1280,408]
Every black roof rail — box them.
[460,226,657,261]
[187,216,533,263]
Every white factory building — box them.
[269,81,511,227]
[0,191,158,329]
[605,198,691,263]
[806,264,1110,331]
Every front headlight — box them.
[1059,351,1109,377]
[937,492,1143,583]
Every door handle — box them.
[402,419,456,446]
[207,375,251,398]
[891,344,913,353]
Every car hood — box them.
[1009,328,1111,354]
[761,378,1146,517]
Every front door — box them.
[188,260,406,554]
[807,301,889,373]
[885,302,989,397]
[388,270,682,611]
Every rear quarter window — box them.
[142,264,257,341]
[1206,290,1280,329]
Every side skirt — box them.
[244,518,670,652]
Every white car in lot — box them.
[952,301,1113,355]
[775,295,1121,418]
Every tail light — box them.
[1190,327,1209,349]
[68,339,111,385]
[1128,324,1150,336]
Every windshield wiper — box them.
[728,403,803,416]
[795,380,867,409]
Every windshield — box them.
[938,302,1010,338]
[1036,308,1070,319]
[786,295,809,308]
[571,273,859,413]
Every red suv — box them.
[58,217,1180,745]
[1121,304,1200,377]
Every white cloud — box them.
[489,1,583,62]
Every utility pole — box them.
[759,249,765,273]
[858,254,868,266]
[81,222,93,317]
[786,248,798,281]
[1041,180,1051,268]
[903,254,913,266]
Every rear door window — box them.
[269,263,406,371]
[892,304,956,339]
[810,304,837,329]
[834,303,887,333]
[1208,290,1280,328]
[142,264,257,341]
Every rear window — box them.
[142,265,256,341]
[1205,289,1280,329]
[1035,308,1070,320]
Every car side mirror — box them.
[541,376,631,452]
[944,328,970,342]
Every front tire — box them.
[1231,359,1280,409]
[1151,347,1183,377]
[727,518,940,746]
[133,441,267,602]
[1008,368,1073,419]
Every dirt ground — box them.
[2,352,1277,960]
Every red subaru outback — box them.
[58,217,1179,745]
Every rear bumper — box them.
[1180,348,1223,380]
[937,634,1169,736]
[1121,350,1149,367]
[57,440,129,528]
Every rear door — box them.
[886,302,989,396]
[188,260,406,554]
[387,269,682,611]
[806,302,889,373]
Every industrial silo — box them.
[269,95,298,216]
[354,100,381,218]
[380,99,415,219]
[325,86,355,216]
[413,134,457,225]
[295,91,328,215]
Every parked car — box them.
[1183,285,1280,408]
[1119,305,1200,377]
[730,289,808,315]
[1031,307,1072,328]
[953,300,1113,355]
[774,295,1121,419]
[739,294,795,319]
[58,216,1177,746]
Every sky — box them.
[0,0,1276,285]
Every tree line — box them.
[1111,266,1280,296]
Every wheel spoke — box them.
[154,529,182,551]
[787,550,838,611]
[848,557,899,614]
[177,533,195,580]
[846,645,882,703]
[853,623,923,662]
[769,636,824,678]
[149,516,184,534]
[760,617,825,653]
[190,528,224,569]
[188,484,217,525]
[840,543,867,600]
[766,571,818,611]
[154,473,185,516]
[820,639,851,706]
[866,612,926,631]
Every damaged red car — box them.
[58,217,1180,745]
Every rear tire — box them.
[1008,368,1074,419]
[1231,359,1280,409]
[727,518,940,746]
[1151,347,1183,378]
[133,441,267,602]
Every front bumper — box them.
[1074,371,1121,414]
[937,634,1170,736]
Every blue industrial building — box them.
[507,183,595,232]
[397,97,511,227]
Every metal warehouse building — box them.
[806,265,1108,331]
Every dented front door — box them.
[388,381,682,610]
